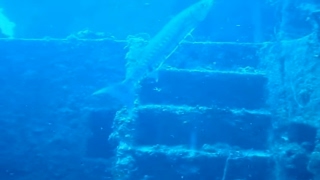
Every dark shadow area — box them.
[86,110,116,159]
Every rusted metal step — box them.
[140,69,267,109]
[133,105,271,150]
[124,145,273,180]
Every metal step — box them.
[130,145,273,180]
[140,68,267,109]
[134,104,271,150]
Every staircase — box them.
[108,41,273,180]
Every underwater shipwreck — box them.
[1,0,320,180]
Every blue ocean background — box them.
[1,0,320,180]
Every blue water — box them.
[0,0,319,180]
